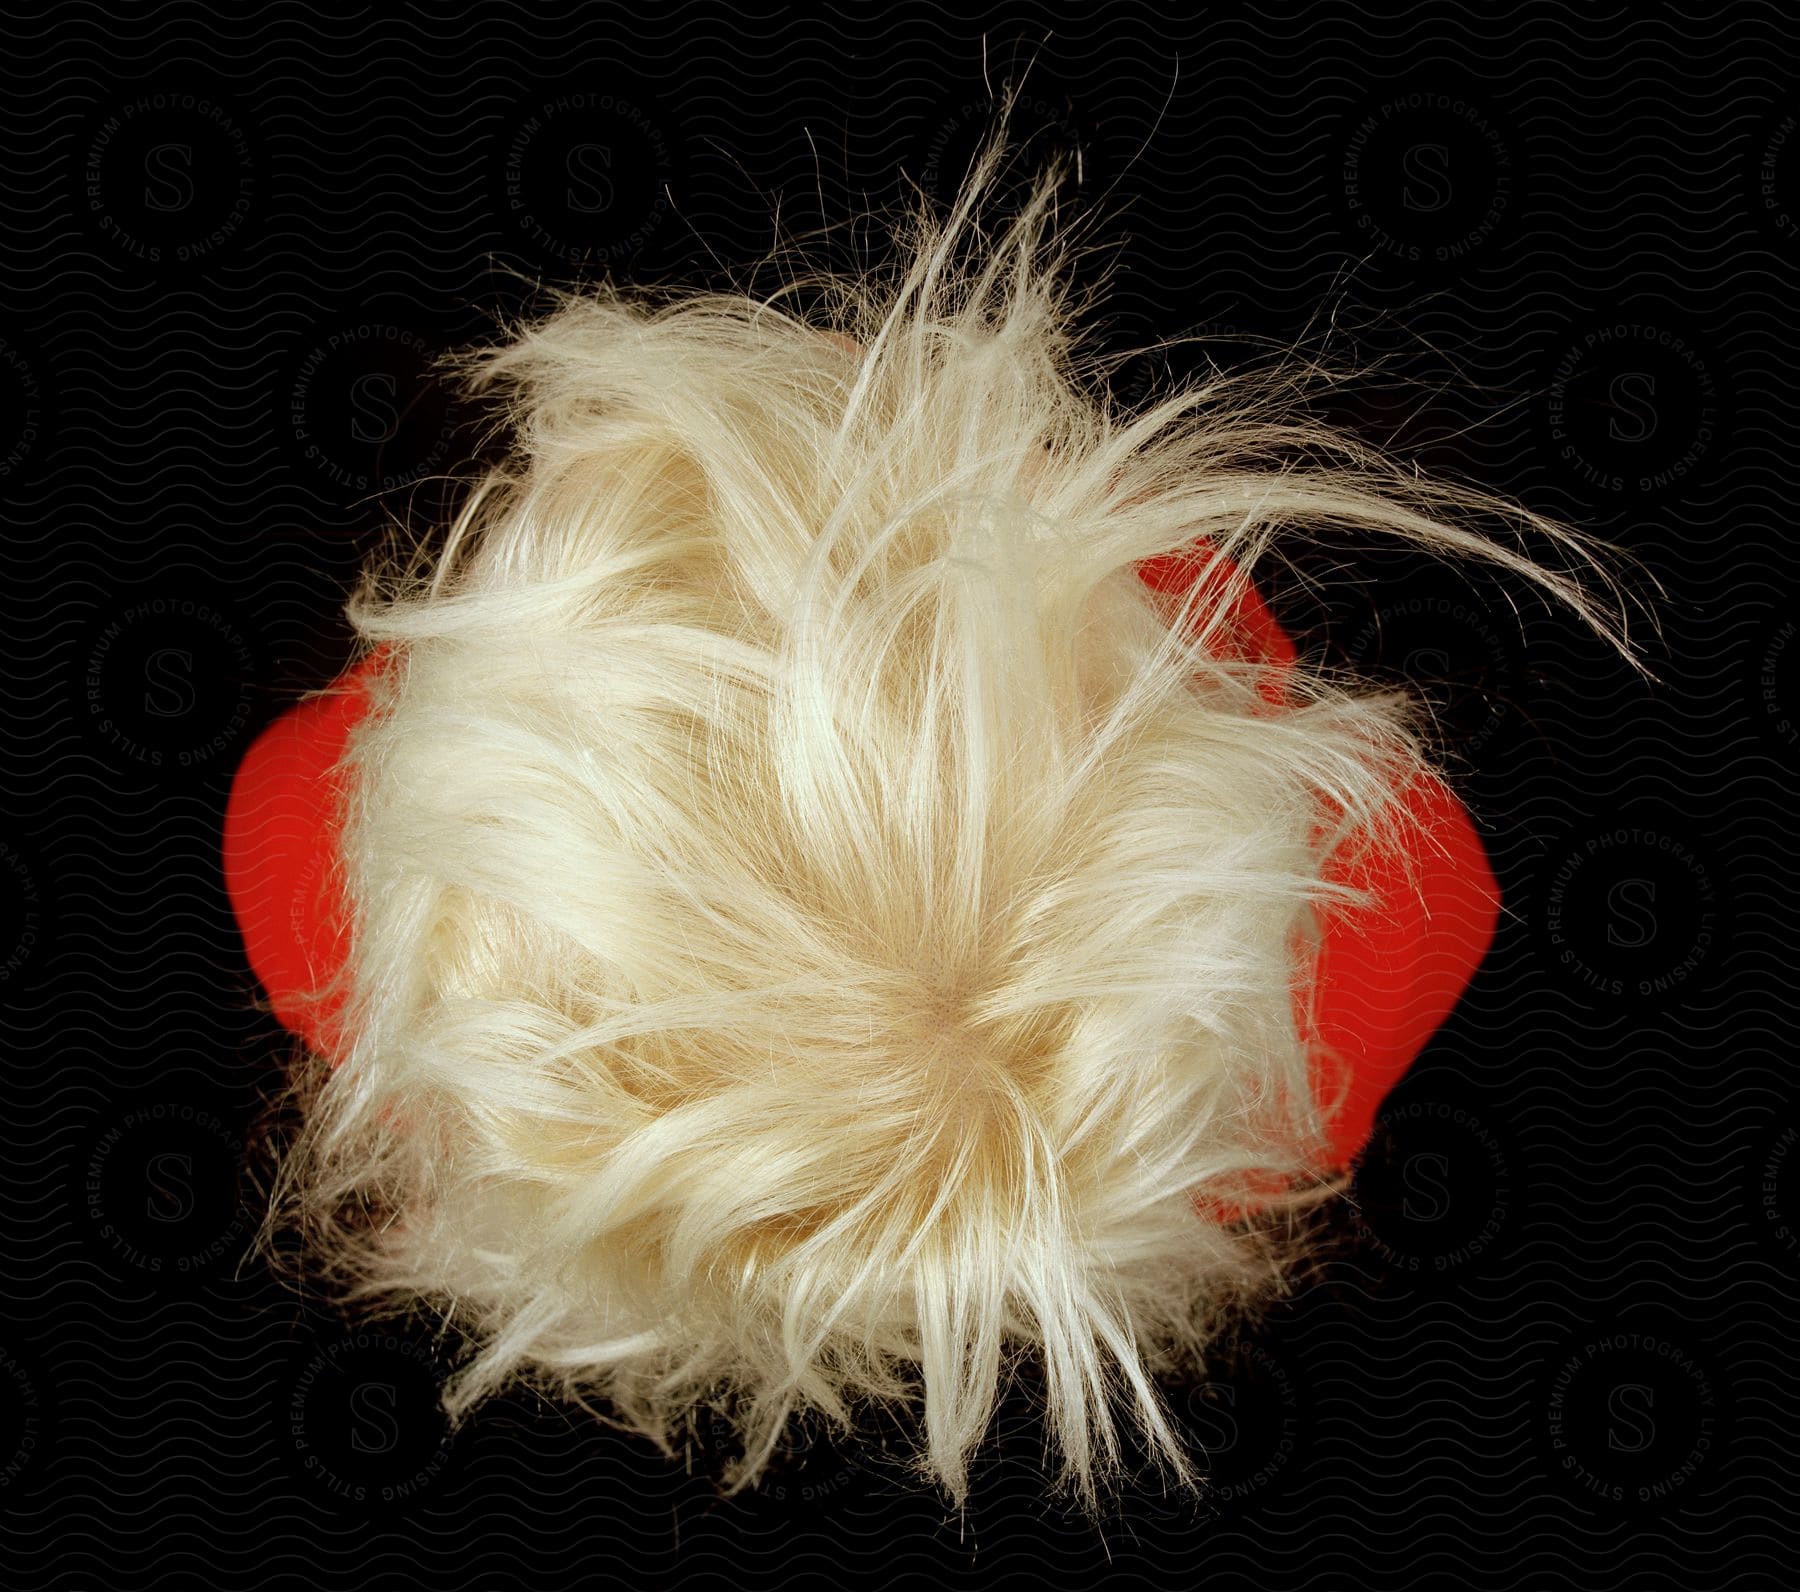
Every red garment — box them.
[222,654,376,1063]
[224,554,1498,1178]
[1138,548,1499,1180]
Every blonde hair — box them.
[261,136,1639,1512]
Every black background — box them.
[2,2,1795,1585]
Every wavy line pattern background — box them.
[1,1,1795,1584]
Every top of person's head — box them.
[260,125,1644,1515]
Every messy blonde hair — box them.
[262,135,1637,1512]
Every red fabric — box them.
[222,656,384,1060]
[1137,546,1299,686]
[1138,547,1500,1182]
[224,555,1498,1179]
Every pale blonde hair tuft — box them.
[261,132,1641,1513]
